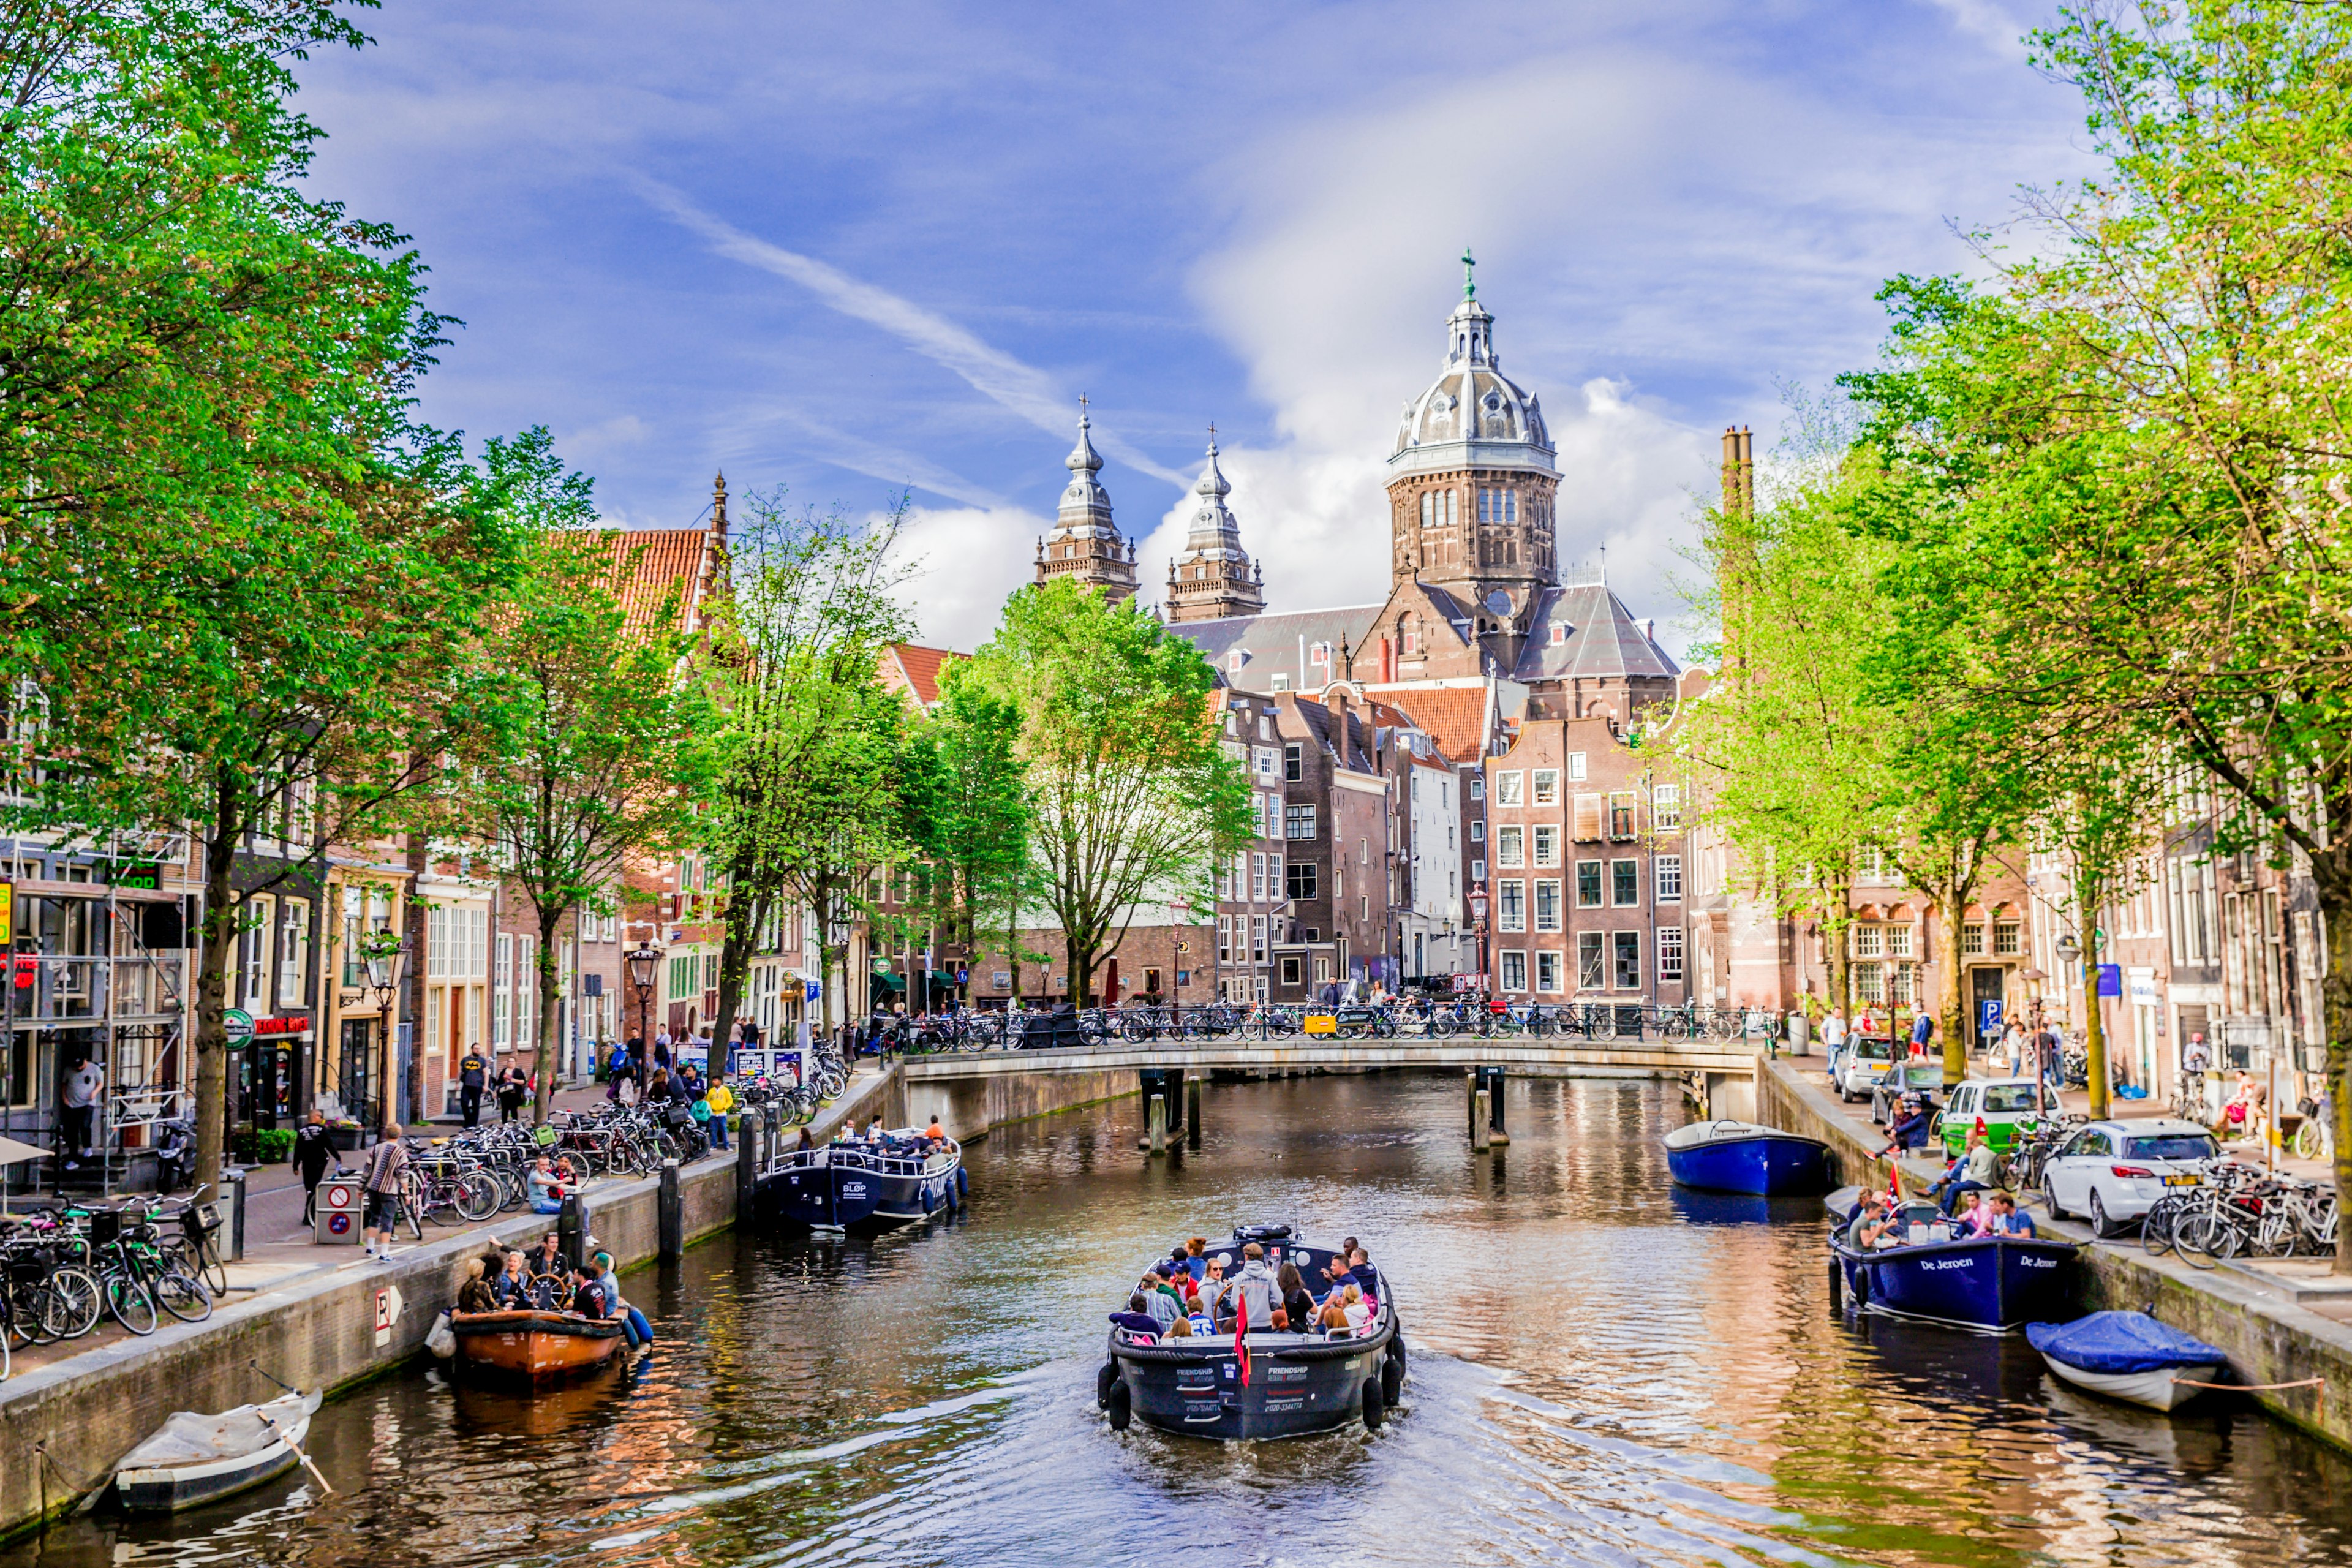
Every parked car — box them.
[2040,1118,2222,1237]
[1834,1035,1896,1102]
[1934,1077,2051,1156]
[1871,1061,1947,1125]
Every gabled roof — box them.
[598,528,719,637]
[1168,605,1384,692]
[881,643,962,708]
[1511,584,1681,684]
[1358,683,1493,766]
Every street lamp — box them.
[357,929,407,1137]
[627,945,661,1057]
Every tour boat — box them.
[450,1309,628,1381]
[1826,1188,2079,1333]
[1098,1224,1404,1441]
[111,1390,320,1513]
[2026,1311,2228,1411]
[1664,1120,1833,1196]
[759,1131,965,1231]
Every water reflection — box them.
[12,1072,2352,1567]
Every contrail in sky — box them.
[636,178,1191,488]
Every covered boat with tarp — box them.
[1664,1120,1831,1195]
[111,1390,320,1512]
[2026,1311,2227,1411]
[1098,1224,1404,1441]
[1827,1187,2079,1333]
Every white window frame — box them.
[1498,880,1525,932]
[1532,769,1559,805]
[1656,855,1683,902]
[1496,826,1524,869]
[1501,950,1528,993]
[1536,949,1562,993]
[1657,925,1685,981]
[1567,752,1588,782]
[1495,771,1524,807]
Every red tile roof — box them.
[882,643,963,707]
[1360,685,1489,766]
[597,527,716,636]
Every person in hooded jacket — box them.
[1218,1242,1278,1331]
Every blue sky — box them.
[298,0,2091,655]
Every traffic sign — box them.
[222,1008,254,1043]
[374,1283,404,1347]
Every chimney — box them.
[1719,426,1754,516]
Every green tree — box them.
[460,431,718,1122]
[900,668,1031,1003]
[706,497,912,1040]
[960,579,1251,1009]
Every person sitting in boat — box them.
[594,1250,655,1349]
[1341,1247,1382,1303]
[924,1117,946,1144]
[1200,1253,1229,1305]
[1109,1292,1161,1341]
[1950,1191,1990,1237]
[492,1251,532,1308]
[1932,1130,2002,1218]
[528,1232,567,1283]
[1983,1191,2037,1237]
[1338,1283,1372,1335]
[1165,1314,1193,1339]
[1854,1197,1907,1250]
[454,1257,499,1316]
[1141,1271,1183,1332]
[1218,1243,1279,1332]
[1842,1193,1888,1248]
[867,1115,887,1142]
[1278,1262,1316,1332]
[1182,1237,1208,1281]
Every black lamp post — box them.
[358,930,407,1137]
[627,945,660,1055]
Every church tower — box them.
[1164,431,1267,624]
[1385,253,1560,670]
[1034,402,1138,603]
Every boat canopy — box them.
[2026,1312,2226,1374]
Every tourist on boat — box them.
[1843,1193,1888,1248]
[454,1257,500,1315]
[529,1232,567,1283]
[1950,1191,1988,1236]
[492,1251,532,1308]
[1142,1273,1183,1330]
[1984,1192,2037,1237]
[1109,1293,1161,1340]
[1165,1314,1193,1338]
[1219,1243,1278,1330]
[1338,1284,1371,1333]
[1183,1237,1208,1281]
[925,1116,946,1143]
[867,1115,886,1142]
[1343,1247,1382,1301]
[594,1251,655,1348]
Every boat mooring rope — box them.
[2170,1375,2325,1392]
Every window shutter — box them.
[1573,793,1604,842]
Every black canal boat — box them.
[757,1129,965,1231]
[1098,1225,1404,1440]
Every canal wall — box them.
[905,1065,1134,1145]
[0,1063,902,1543]
[1755,1055,2352,1453]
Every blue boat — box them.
[758,1131,965,1231]
[1826,1188,2078,1333]
[2027,1311,2226,1411]
[1664,1120,1832,1196]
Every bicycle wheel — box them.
[2295,1120,2328,1162]
[105,1274,159,1335]
[153,1270,213,1324]
[455,1174,502,1224]
[4,1281,51,1348]
[47,1268,102,1337]
[2139,1200,2176,1257]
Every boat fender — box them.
[1382,1337,1406,1404]
[426,1311,456,1360]
[1107,1378,1131,1431]
[1826,1258,1842,1314]
[1851,1261,1870,1310]
[1097,1362,1117,1410]
[1362,1374,1385,1431]
[957,1167,968,1199]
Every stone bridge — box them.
[896,1039,1762,1144]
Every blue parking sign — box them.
[1978,998,2003,1036]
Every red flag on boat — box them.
[1235,1291,1251,1387]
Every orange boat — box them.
[450,1310,627,1381]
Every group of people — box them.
[605,1042,733,1151]
[451,1231,656,1351]
[1844,1184,2035,1248]
[1109,1237,1385,1341]
[453,1049,533,1128]
[826,1115,951,1156]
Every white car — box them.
[1833,1035,1896,1102]
[2039,1118,2222,1238]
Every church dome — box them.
[1389,261,1553,475]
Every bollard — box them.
[1468,1069,1481,1134]
[1148,1096,1166,1155]
[1486,1065,1510,1145]
[1472,1090,1491,1150]
[658,1159,684,1264]
[1186,1075,1202,1150]
[737,1107,764,1219]
[559,1192,592,1272]
[224,1167,248,1262]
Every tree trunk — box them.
[2318,883,2352,1273]
[533,905,564,1124]
[404,840,427,1131]
[2081,904,2110,1123]
[191,803,241,1196]
[712,880,762,1065]
[1938,892,1967,1088]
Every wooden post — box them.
[1186,1075,1202,1150]
[1472,1090,1491,1150]
[1148,1096,1166,1155]
[737,1107,763,1220]
[658,1159,684,1264]
[1488,1065,1510,1146]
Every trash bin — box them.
[314,1175,364,1246]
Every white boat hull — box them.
[2040,1354,2221,1412]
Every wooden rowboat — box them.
[450,1310,626,1381]
[113,1390,321,1512]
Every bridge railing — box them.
[881,1002,1774,1054]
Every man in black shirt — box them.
[290,1111,337,1224]
[456,1047,489,1127]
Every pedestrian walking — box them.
[1909,1011,1934,1060]
[2001,1018,2026,1077]
[456,1045,488,1127]
[362,1123,409,1261]
[292,1110,336,1224]
[59,1052,102,1170]
[1822,1007,1849,1088]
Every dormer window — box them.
[1227,650,1244,674]
[1550,624,1566,646]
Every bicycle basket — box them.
[6,1246,53,1278]
[663,1105,691,1129]
[181,1204,222,1239]
[88,1209,121,1246]
[535,1125,559,1147]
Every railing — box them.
[875,1001,1768,1051]
[762,1135,958,1183]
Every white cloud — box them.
[1918,0,2031,58]
[635,179,1192,489]
[891,505,1050,654]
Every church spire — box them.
[1035,396,1136,602]
[1164,424,1265,624]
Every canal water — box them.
[13,1072,2352,1567]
